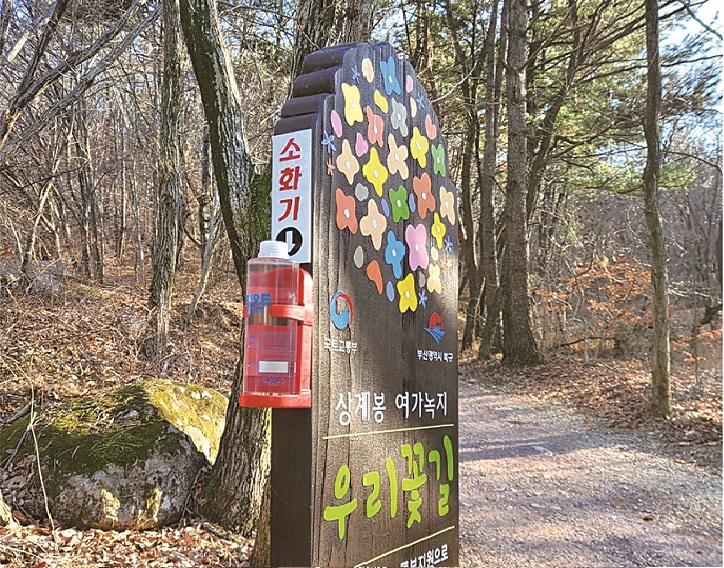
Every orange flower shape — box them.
[413,172,436,219]
[362,148,389,197]
[439,185,456,225]
[341,83,363,126]
[431,212,447,249]
[410,127,429,168]
[359,199,387,250]
[335,188,358,234]
[366,106,385,147]
[386,133,409,180]
[336,139,359,184]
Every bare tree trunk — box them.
[179,0,269,535]
[187,191,221,323]
[643,0,671,417]
[478,0,504,359]
[149,0,183,359]
[502,0,540,366]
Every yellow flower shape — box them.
[410,127,429,168]
[431,212,447,249]
[359,199,387,250]
[397,273,418,313]
[374,90,389,113]
[386,133,409,180]
[427,263,441,294]
[336,139,359,184]
[341,83,363,126]
[439,185,456,225]
[362,148,389,197]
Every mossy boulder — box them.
[0,380,228,529]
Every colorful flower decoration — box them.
[439,186,456,225]
[367,260,383,294]
[397,273,418,313]
[336,139,359,184]
[418,288,428,308]
[425,114,438,139]
[405,224,429,271]
[431,143,446,176]
[360,199,387,250]
[330,110,343,137]
[390,99,409,137]
[386,133,409,180]
[366,106,385,147]
[384,230,405,279]
[410,127,429,168]
[335,188,358,234]
[386,280,395,302]
[341,83,363,126]
[355,132,369,157]
[389,185,410,223]
[413,173,435,219]
[351,65,361,84]
[380,55,401,96]
[321,131,336,154]
[374,90,389,113]
[431,212,446,249]
[427,263,441,294]
[362,148,389,197]
[410,97,418,119]
[444,235,454,254]
[361,58,374,82]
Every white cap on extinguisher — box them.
[258,240,290,259]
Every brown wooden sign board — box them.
[270,42,459,568]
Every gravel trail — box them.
[458,371,722,568]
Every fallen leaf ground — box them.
[1,260,722,566]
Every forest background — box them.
[0,0,721,565]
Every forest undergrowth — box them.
[0,261,721,566]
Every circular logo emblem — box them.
[330,292,354,330]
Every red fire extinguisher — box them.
[239,241,312,408]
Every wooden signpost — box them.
[270,42,459,567]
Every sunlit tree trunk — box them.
[502,0,540,366]
[643,0,671,417]
[150,0,183,358]
[179,0,269,535]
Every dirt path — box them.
[458,369,723,568]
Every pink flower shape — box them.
[366,106,385,147]
[405,223,429,271]
[336,139,359,184]
[360,199,387,250]
[335,188,358,234]
[362,148,389,197]
[439,185,456,225]
[386,133,409,180]
[413,173,436,219]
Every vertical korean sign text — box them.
[272,129,313,263]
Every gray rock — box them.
[0,379,227,529]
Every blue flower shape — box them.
[444,235,454,253]
[321,131,336,154]
[384,230,405,279]
[419,288,428,308]
[351,65,361,84]
[380,55,401,96]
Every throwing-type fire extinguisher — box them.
[239,240,312,408]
